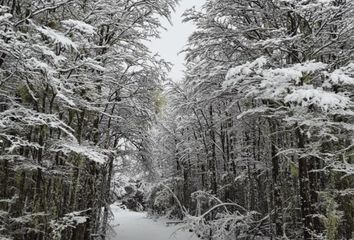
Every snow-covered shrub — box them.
[146,178,185,219]
[119,180,146,212]
[186,210,262,240]
[184,191,264,240]
[147,184,265,239]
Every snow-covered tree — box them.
[151,1,354,239]
[0,0,178,239]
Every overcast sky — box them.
[148,0,204,81]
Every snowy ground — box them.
[109,205,199,240]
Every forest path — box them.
[109,205,198,240]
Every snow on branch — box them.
[27,57,57,76]
[331,160,354,179]
[0,102,77,153]
[33,44,67,64]
[62,19,96,35]
[0,12,12,23]
[0,104,76,139]
[51,141,109,164]
[50,209,90,240]
[236,106,272,120]
[285,87,350,111]
[325,63,354,86]
[35,25,77,50]
[223,57,328,94]
[81,57,106,72]
[223,56,267,87]
[0,134,42,152]
[56,92,76,107]
[0,154,44,171]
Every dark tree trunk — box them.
[270,120,283,237]
[297,127,313,240]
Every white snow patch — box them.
[0,13,12,22]
[285,87,350,111]
[109,205,199,240]
[326,63,354,86]
[224,56,267,87]
[223,58,327,91]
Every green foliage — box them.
[47,20,57,29]
[289,161,299,178]
[17,85,34,103]
[322,194,343,240]
[299,74,312,85]
[153,90,166,114]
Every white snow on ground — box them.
[109,205,199,240]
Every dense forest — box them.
[0,0,177,239]
[149,0,354,240]
[1,0,354,240]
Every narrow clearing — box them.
[109,205,198,240]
